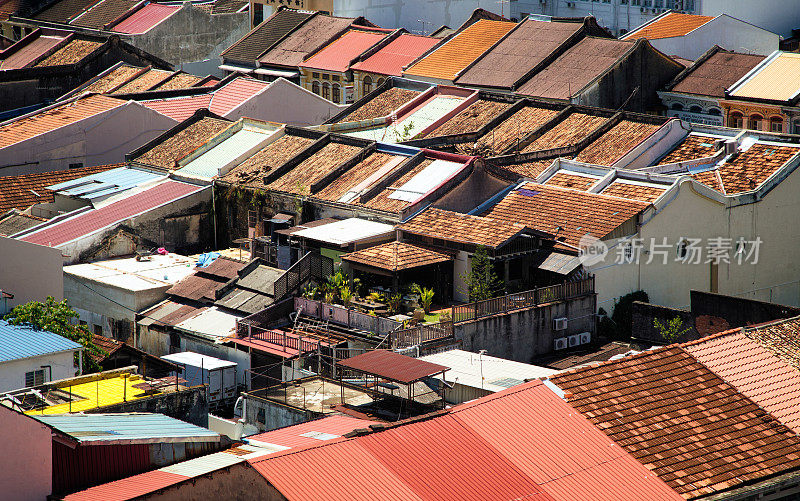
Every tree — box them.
[460,246,503,302]
[654,317,691,343]
[4,297,106,373]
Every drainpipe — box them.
[212,183,218,250]
[78,350,83,375]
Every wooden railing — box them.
[273,252,333,301]
[452,277,595,324]
[392,321,453,349]
[236,297,295,336]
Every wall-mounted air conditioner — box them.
[553,317,568,330]
[554,337,568,350]
[579,332,591,345]
[568,334,580,347]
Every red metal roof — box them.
[249,380,682,501]
[351,34,440,76]
[209,77,268,115]
[142,94,212,121]
[62,470,185,501]
[111,3,179,34]
[21,181,203,247]
[0,32,66,69]
[300,29,388,73]
[337,350,449,384]
[246,415,377,449]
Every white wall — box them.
[513,1,661,34]
[226,78,347,126]
[649,15,779,60]
[0,101,177,176]
[702,0,800,38]
[0,406,52,501]
[0,351,77,392]
[334,0,498,32]
[0,237,63,314]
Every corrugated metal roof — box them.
[173,307,242,340]
[291,218,393,245]
[729,52,800,102]
[419,349,556,392]
[176,125,278,180]
[337,350,449,384]
[246,415,377,450]
[34,413,220,444]
[162,351,237,370]
[0,319,82,363]
[351,34,440,76]
[623,12,714,40]
[21,181,205,247]
[141,94,213,121]
[47,167,165,200]
[110,3,180,34]
[159,449,246,476]
[300,29,388,73]
[249,380,682,501]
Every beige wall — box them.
[0,407,53,501]
[0,236,63,313]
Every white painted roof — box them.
[63,254,196,291]
[176,124,280,180]
[162,351,238,370]
[291,218,394,245]
[388,159,463,202]
[419,349,557,392]
[174,307,242,340]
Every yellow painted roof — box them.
[730,52,800,102]
[403,19,516,81]
[26,374,153,415]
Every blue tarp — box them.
[196,252,220,268]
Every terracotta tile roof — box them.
[470,105,559,154]
[0,0,20,21]
[113,68,173,93]
[90,333,122,361]
[420,98,512,137]
[211,0,247,14]
[341,241,452,271]
[315,152,400,201]
[351,34,440,77]
[81,64,142,93]
[223,134,314,187]
[493,159,555,179]
[250,380,683,501]
[623,12,714,40]
[134,117,232,170]
[0,212,48,236]
[300,28,388,73]
[110,3,180,34]
[550,346,800,499]
[658,134,717,164]
[692,143,800,194]
[599,180,666,203]
[744,316,800,371]
[456,18,585,89]
[0,164,119,213]
[0,34,65,70]
[267,142,361,193]
[21,181,203,247]
[34,38,103,67]
[361,158,433,213]
[482,183,649,246]
[70,0,139,30]
[33,0,99,23]
[671,50,766,98]
[683,329,800,434]
[404,19,516,81]
[574,119,663,166]
[517,38,634,100]
[341,87,421,122]
[522,113,607,152]
[222,9,313,64]
[398,207,529,249]
[0,95,125,150]
[152,73,202,91]
[258,14,356,68]
[543,171,597,190]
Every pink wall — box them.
[0,406,52,500]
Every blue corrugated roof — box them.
[47,167,165,200]
[34,413,220,444]
[0,320,83,363]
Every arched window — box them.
[671,103,683,111]
[362,75,372,96]
[322,82,330,100]
[377,78,385,87]
[689,105,702,114]
[708,108,721,116]
[311,81,320,95]
[794,120,800,134]
[770,116,783,132]
[332,84,341,103]
[749,114,763,130]
[729,111,743,128]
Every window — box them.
[749,114,762,130]
[729,111,743,128]
[12,25,21,39]
[653,0,662,6]
[794,120,800,134]
[68,162,83,169]
[322,73,329,80]
[332,75,340,82]
[332,84,341,103]
[770,117,783,132]
[689,105,702,114]
[708,108,721,116]
[363,75,372,96]
[322,82,330,100]
[79,320,88,326]
[311,81,320,95]
[25,369,46,388]
[93,324,102,336]
[377,78,385,87]
[252,3,263,26]
[312,72,319,79]
[623,242,634,263]
[671,103,683,111]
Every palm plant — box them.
[412,284,435,313]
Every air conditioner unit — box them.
[579,332,591,345]
[554,337,568,350]
[568,334,580,347]
[553,317,568,330]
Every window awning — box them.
[254,68,299,78]
[219,64,254,74]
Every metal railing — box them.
[392,321,454,349]
[294,297,404,336]
[452,276,595,324]
[273,252,334,301]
